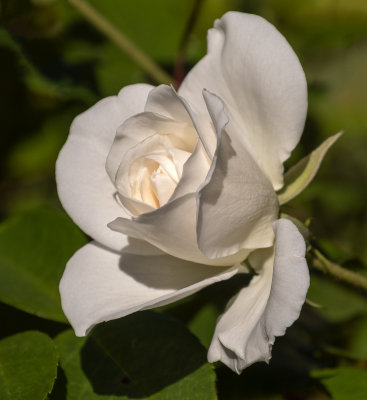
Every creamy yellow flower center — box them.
[128,145,191,208]
[113,130,195,215]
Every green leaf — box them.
[95,42,145,96]
[277,132,342,205]
[311,367,367,400]
[307,274,367,322]
[188,304,218,349]
[0,0,30,24]
[347,316,367,360]
[7,110,80,179]
[0,331,58,400]
[0,27,95,102]
[0,207,87,322]
[87,0,194,62]
[77,0,195,95]
[54,311,217,399]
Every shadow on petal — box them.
[118,251,230,290]
[199,130,235,207]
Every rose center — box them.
[128,144,191,209]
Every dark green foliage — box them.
[0,331,58,400]
[0,207,87,321]
[0,0,367,399]
[53,312,217,399]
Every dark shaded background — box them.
[0,1,366,399]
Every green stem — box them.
[69,0,173,85]
[173,0,204,87]
[311,248,367,293]
[323,345,367,364]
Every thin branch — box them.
[323,346,367,366]
[311,248,367,293]
[173,0,204,88]
[69,0,173,85]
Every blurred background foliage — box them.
[0,0,366,399]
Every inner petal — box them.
[168,147,192,180]
[115,132,194,214]
[145,149,179,183]
[150,170,177,206]
[126,143,192,210]
[130,158,160,208]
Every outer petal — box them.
[56,84,153,251]
[179,12,307,190]
[197,90,279,259]
[60,240,240,336]
[208,219,309,373]
[108,193,250,266]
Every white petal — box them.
[106,86,198,182]
[115,134,163,199]
[56,84,153,251]
[150,173,176,206]
[179,12,307,189]
[170,140,210,200]
[146,84,216,160]
[177,93,217,160]
[197,90,279,259]
[208,219,309,373]
[262,219,310,339]
[108,193,250,266]
[167,147,192,180]
[114,131,190,214]
[145,84,192,124]
[60,240,240,336]
[146,150,179,182]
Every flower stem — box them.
[68,0,173,85]
[173,0,204,88]
[311,248,367,293]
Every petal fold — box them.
[108,194,250,266]
[179,12,307,189]
[208,218,309,373]
[197,90,279,259]
[60,240,240,336]
[56,84,153,251]
[106,85,199,182]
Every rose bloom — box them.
[57,12,309,373]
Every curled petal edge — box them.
[59,240,241,336]
[207,218,310,373]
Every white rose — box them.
[57,12,310,373]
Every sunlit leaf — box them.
[188,304,218,348]
[307,274,366,322]
[79,0,195,95]
[278,132,342,205]
[312,367,367,400]
[87,0,194,62]
[0,331,58,400]
[0,207,87,322]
